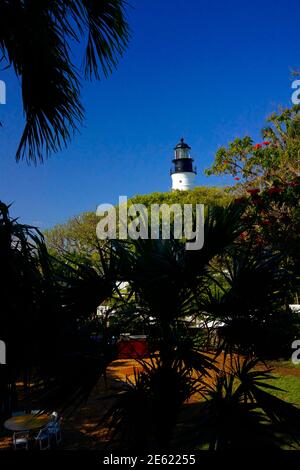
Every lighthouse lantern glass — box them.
[175,147,189,159]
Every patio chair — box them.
[47,415,62,445]
[12,431,29,450]
[35,427,51,450]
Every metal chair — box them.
[35,427,51,450]
[12,431,29,450]
[48,414,62,445]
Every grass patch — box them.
[269,374,300,407]
[268,359,300,370]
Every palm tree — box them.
[200,242,298,358]
[100,202,300,449]
[195,357,300,450]
[2,200,299,450]
[100,203,248,448]
[0,201,117,416]
[0,0,129,163]
[0,200,51,414]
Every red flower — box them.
[253,143,262,150]
[262,141,271,145]
[223,160,229,164]
[247,188,260,195]
[261,219,271,225]
[267,187,282,195]
[234,177,240,181]
[240,231,248,239]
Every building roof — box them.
[174,137,191,150]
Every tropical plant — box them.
[109,203,247,362]
[44,186,233,259]
[103,358,208,450]
[100,203,249,447]
[245,179,300,291]
[199,240,300,358]
[205,105,300,190]
[0,0,129,163]
[204,104,300,315]
[44,212,100,260]
[0,201,117,416]
[3,199,299,450]
[0,200,57,414]
[195,357,300,450]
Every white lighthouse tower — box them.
[170,138,197,190]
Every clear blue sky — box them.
[0,0,299,228]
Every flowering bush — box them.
[253,143,262,150]
[205,105,300,190]
[236,177,300,257]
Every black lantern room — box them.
[170,138,197,175]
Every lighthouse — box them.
[170,138,197,191]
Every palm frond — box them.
[0,0,129,163]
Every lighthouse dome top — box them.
[174,137,191,150]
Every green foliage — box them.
[269,374,300,408]
[103,357,211,450]
[105,356,300,450]
[44,212,100,261]
[44,186,232,259]
[205,105,300,190]
[205,104,300,314]
[129,186,232,207]
[246,179,300,256]
[196,357,300,450]
[2,197,300,449]
[0,201,60,414]
[0,201,117,416]
[44,190,300,362]
[200,241,300,358]
[0,0,129,163]
[237,178,300,304]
